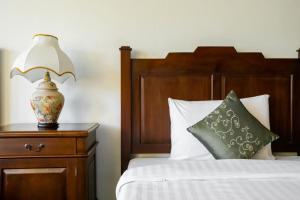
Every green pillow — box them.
[187,90,279,159]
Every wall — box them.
[1,0,300,199]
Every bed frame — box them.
[120,46,300,172]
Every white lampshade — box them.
[10,34,75,83]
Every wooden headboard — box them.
[121,46,300,172]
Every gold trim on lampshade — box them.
[33,34,58,40]
[11,66,76,80]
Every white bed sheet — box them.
[118,158,300,200]
[128,156,300,169]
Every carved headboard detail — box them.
[120,46,300,172]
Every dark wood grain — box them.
[0,123,99,137]
[0,138,76,156]
[121,46,300,173]
[0,123,99,200]
[120,46,133,172]
[3,168,67,200]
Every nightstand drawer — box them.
[0,138,76,156]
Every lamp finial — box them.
[44,71,51,82]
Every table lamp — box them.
[10,34,76,128]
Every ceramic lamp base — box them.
[30,72,65,129]
[38,122,59,129]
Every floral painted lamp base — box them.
[30,72,64,128]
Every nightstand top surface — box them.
[0,123,99,137]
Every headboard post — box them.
[120,46,132,172]
[297,48,300,59]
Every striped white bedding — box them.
[116,159,300,200]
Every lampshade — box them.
[10,34,75,83]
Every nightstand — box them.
[0,123,99,200]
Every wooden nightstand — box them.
[0,123,99,200]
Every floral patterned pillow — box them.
[187,90,279,159]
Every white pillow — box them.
[252,143,275,160]
[168,94,274,160]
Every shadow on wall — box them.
[96,124,120,200]
[65,50,120,121]
[60,50,121,200]
[0,49,11,125]
[0,49,3,125]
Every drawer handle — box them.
[24,144,32,151]
[24,144,45,152]
[35,144,45,152]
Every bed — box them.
[117,46,300,200]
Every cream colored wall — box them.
[0,0,300,199]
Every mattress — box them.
[117,158,300,200]
[128,156,300,169]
